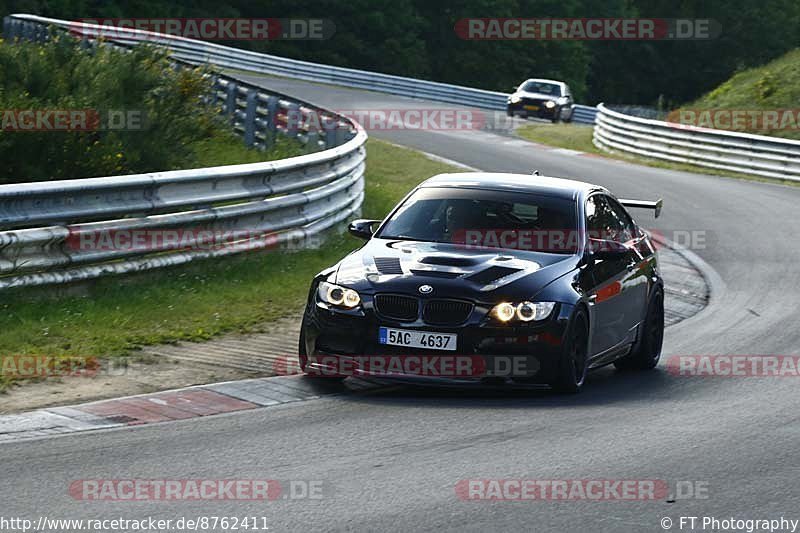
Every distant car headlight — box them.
[491,301,556,323]
[509,95,522,104]
[544,100,556,109]
[318,281,361,309]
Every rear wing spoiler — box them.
[619,198,663,219]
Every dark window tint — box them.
[586,195,635,243]
[378,187,578,253]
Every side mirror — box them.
[348,219,380,240]
[587,238,629,260]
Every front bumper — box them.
[507,102,559,119]
[301,296,572,385]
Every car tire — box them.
[550,308,589,393]
[614,288,664,371]
[506,106,514,117]
[550,107,561,123]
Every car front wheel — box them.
[550,308,589,393]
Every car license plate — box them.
[524,104,539,111]
[379,327,457,351]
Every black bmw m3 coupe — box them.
[299,173,664,393]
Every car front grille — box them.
[521,97,548,106]
[422,299,474,326]
[374,294,419,321]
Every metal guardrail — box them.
[571,105,598,125]
[0,16,367,289]
[4,14,599,125]
[594,104,800,181]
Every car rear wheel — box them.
[550,309,589,393]
[614,289,664,370]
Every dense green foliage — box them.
[2,0,797,106]
[0,37,300,183]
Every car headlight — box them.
[491,301,556,323]
[318,281,361,309]
[544,100,556,109]
[491,302,517,322]
[509,95,522,104]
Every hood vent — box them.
[419,255,479,267]
[410,269,462,279]
[467,265,522,284]
[374,257,403,275]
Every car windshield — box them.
[520,81,562,95]
[377,187,579,254]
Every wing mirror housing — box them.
[348,219,381,240]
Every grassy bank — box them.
[679,49,800,140]
[0,139,459,392]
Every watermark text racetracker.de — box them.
[67,228,324,254]
[277,354,544,378]
[666,356,800,377]
[1,109,145,131]
[668,109,800,132]
[68,479,324,501]
[73,18,335,41]
[455,18,721,40]
[1,355,100,378]
[456,479,709,501]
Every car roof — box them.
[521,78,566,87]
[419,173,606,200]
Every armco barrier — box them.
[4,14,598,125]
[594,103,800,181]
[0,16,366,289]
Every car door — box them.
[604,195,650,336]
[584,194,636,356]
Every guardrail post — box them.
[323,119,338,149]
[243,90,258,147]
[2,17,13,39]
[265,96,279,148]
[224,81,237,116]
[305,131,320,152]
[286,103,301,138]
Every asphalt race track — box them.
[2,77,799,532]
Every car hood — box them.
[333,239,579,303]
[515,91,560,101]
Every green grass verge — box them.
[192,131,306,168]
[0,139,460,392]
[680,49,800,140]
[516,123,800,188]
